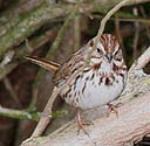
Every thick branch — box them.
[135,46,150,70]
[21,92,150,146]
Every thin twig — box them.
[3,77,22,107]
[92,14,150,24]
[0,105,40,121]
[0,63,17,80]
[31,87,60,137]
[88,0,131,62]
[97,0,131,37]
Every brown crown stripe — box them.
[100,34,108,52]
[100,34,119,53]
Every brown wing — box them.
[54,43,89,86]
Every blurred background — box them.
[0,0,149,146]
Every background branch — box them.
[30,8,77,138]
[135,46,150,70]
[0,105,40,121]
[0,0,150,58]
[97,0,130,37]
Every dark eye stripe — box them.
[115,57,122,61]
[114,49,119,56]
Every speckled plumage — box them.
[54,34,127,110]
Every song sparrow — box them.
[26,34,127,125]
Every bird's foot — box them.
[107,103,120,117]
[76,110,93,137]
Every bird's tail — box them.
[25,56,60,72]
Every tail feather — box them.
[25,56,60,72]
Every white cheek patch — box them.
[114,43,119,52]
[90,58,101,64]
[113,59,123,66]
[88,46,93,52]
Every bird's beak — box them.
[105,54,112,63]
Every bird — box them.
[26,34,127,129]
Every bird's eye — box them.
[97,48,103,54]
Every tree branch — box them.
[0,105,40,121]
[0,3,69,58]
[31,87,60,138]
[0,0,150,58]
[134,46,150,70]
[21,93,150,146]
[97,0,130,37]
